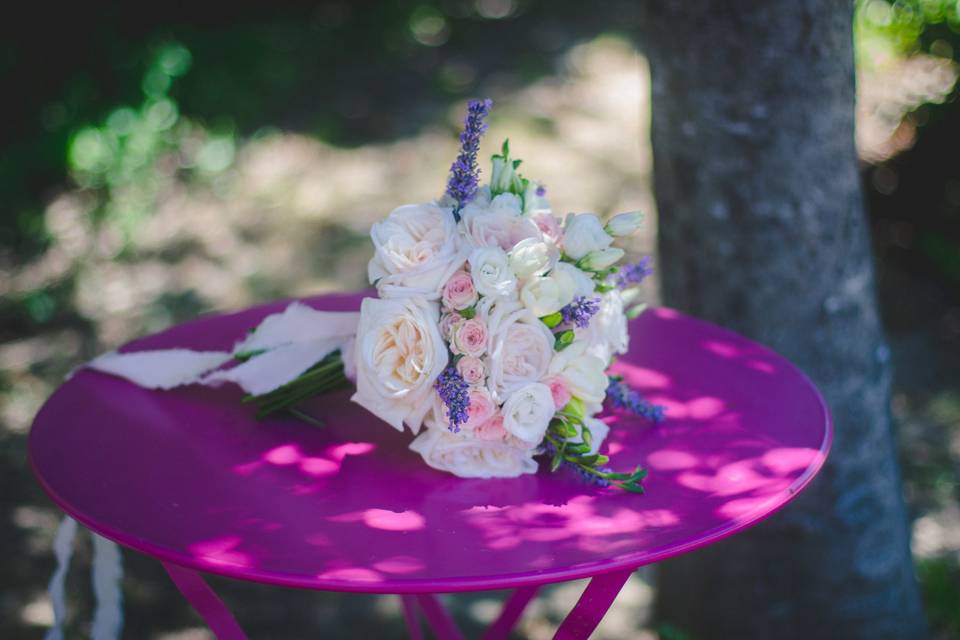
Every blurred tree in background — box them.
[640,1,926,637]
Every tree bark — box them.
[638,2,927,638]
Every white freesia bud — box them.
[509,237,556,281]
[519,268,576,317]
[548,342,608,411]
[468,247,518,297]
[562,213,613,260]
[553,262,596,297]
[605,211,644,237]
[579,247,624,271]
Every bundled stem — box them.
[243,351,349,421]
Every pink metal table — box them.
[29,292,831,639]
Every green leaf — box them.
[581,423,593,447]
[626,303,648,320]
[551,420,578,439]
[550,449,563,472]
[620,482,646,494]
[629,466,649,481]
[541,311,563,329]
[460,306,476,319]
[566,442,591,455]
[564,397,586,421]
[554,329,575,351]
[233,348,266,362]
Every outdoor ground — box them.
[2,15,959,640]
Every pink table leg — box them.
[400,595,424,640]
[553,569,632,640]
[415,593,464,640]
[482,585,541,640]
[162,562,247,640]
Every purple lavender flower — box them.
[435,366,471,433]
[560,296,601,329]
[605,377,665,423]
[570,463,612,488]
[535,184,546,197]
[615,257,654,289]
[445,99,493,217]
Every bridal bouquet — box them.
[86,100,662,491]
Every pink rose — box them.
[457,356,486,384]
[442,270,478,311]
[452,319,488,357]
[464,388,496,430]
[533,213,563,244]
[439,311,462,340]
[544,375,571,409]
[475,414,508,441]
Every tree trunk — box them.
[638,2,927,638]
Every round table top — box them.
[30,292,831,594]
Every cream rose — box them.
[409,427,538,478]
[548,342,609,410]
[368,203,465,298]
[485,300,555,400]
[562,213,613,260]
[459,199,541,251]
[351,296,448,434]
[468,247,517,298]
[501,382,555,445]
[578,290,629,363]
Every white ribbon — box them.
[83,302,360,395]
[44,518,124,640]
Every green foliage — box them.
[67,42,236,244]
[917,557,960,636]
[857,0,960,65]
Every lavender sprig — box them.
[560,296,601,329]
[542,437,646,492]
[445,98,493,218]
[435,366,471,433]
[605,376,665,423]
[615,257,654,289]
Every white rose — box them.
[578,290,629,363]
[409,427,538,478]
[485,300,555,400]
[501,383,555,445]
[562,213,613,260]
[519,268,576,317]
[351,296,448,434]
[509,237,557,281]
[460,200,541,251]
[468,247,517,297]
[553,262,597,298]
[548,342,609,411]
[368,203,464,298]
